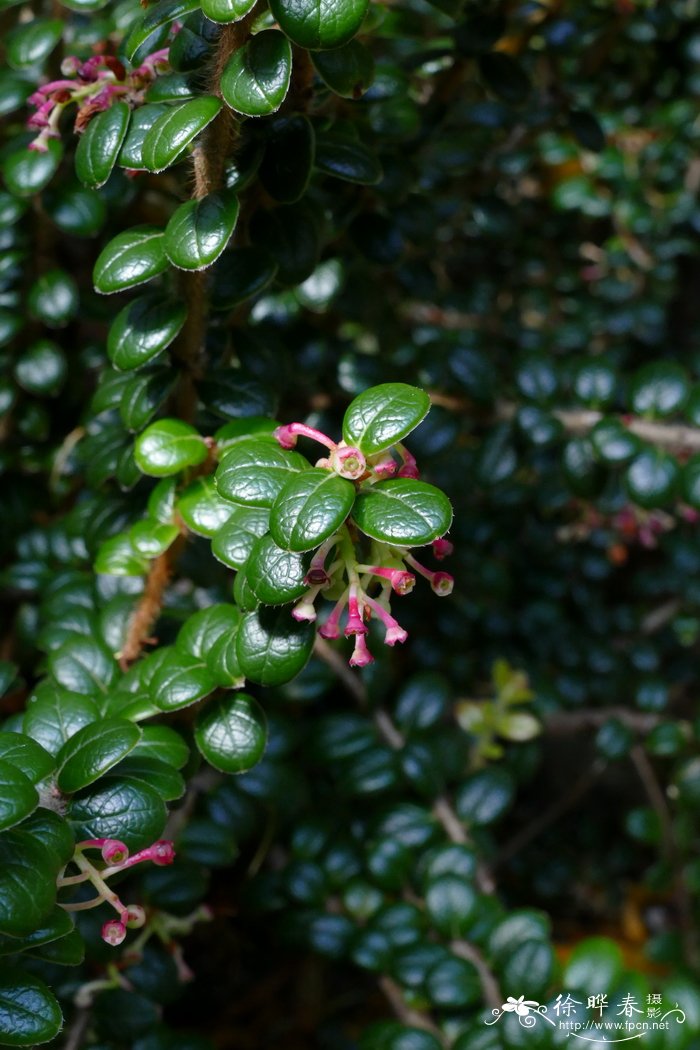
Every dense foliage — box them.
[2,0,700,1046]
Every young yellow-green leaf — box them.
[0,732,55,784]
[211,505,270,569]
[6,19,63,69]
[220,31,292,117]
[123,0,201,63]
[0,761,38,832]
[93,226,168,294]
[164,190,240,271]
[343,383,430,454]
[236,607,314,686]
[152,649,218,711]
[56,717,141,793]
[141,96,222,173]
[311,40,374,98]
[270,468,355,552]
[215,436,310,507]
[247,535,308,605]
[202,0,255,20]
[75,102,131,189]
[0,966,62,1046]
[352,479,453,546]
[194,693,267,773]
[135,419,208,476]
[269,0,368,50]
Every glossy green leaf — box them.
[249,202,320,285]
[211,505,270,569]
[455,767,515,825]
[178,603,241,660]
[151,650,218,711]
[93,226,168,294]
[142,96,222,173]
[247,534,308,605]
[0,732,54,783]
[202,0,256,21]
[0,966,62,1046]
[49,637,118,697]
[0,761,38,832]
[625,449,680,509]
[0,831,59,937]
[68,777,167,852]
[6,19,63,69]
[220,31,292,117]
[0,908,74,959]
[270,468,355,552]
[343,383,430,454]
[118,104,168,170]
[130,725,190,769]
[129,520,179,557]
[236,607,315,686]
[135,419,208,476]
[211,247,278,309]
[119,368,176,431]
[352,479,452,546]
[124,0,201,63]
[425,876,478,937]
[315,131,382,185]
[195,693,267,773]
[113,756,185,801]
[2,139,63,198]
[259,117,315,203]
[27,269,78,328]
[311,41,374,98]
[178,477,235,536]
[215,436,310,507]
[0,74,32,117]
[23,690,100,756]
[56,717,141,793]
[269,0,368,50]
[164,190,240,271]
[75,102,131,188]
[94,534,149,576]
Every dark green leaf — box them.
[311,41,374,97]
[68,777,167,852]
[0,732,54,784]
[343,383,430,453]
[211,505,270,569]
[75,102,131,188]
[6,19,63,69]
[270,468,355,552]
[259,117,315,203]
[215,436,310,507]
[93,226,168,294]
[0,965,62,1046]
[352,479,452,546]
[142,96,222,173]
[0,761,38,832]
[151,650,218,711]
[220,31,292,117]
[56,717,141,793]
[164,190,239,271]
[195,693,267,773]
[124,0,202,63]
[135,419,208,476]
[315,131,382,185]
[246,534,308,605]
[269,0,368,50]
[236,607,315,686]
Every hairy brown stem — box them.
[118,551,174,670]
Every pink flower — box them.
[274,422,335,450]
[124,905,146,928]
[318,591,348,639]
[101,839,129,865]
[292,596,317,622]
[432,537,454,560]
[349,633,374,667]
[361,566,416,595]
[363,593,408,646]
[344,587,368,636]
[431,571,454,596]
[149,840,176,866]
[330,444,366,480]
[101,919,127,946]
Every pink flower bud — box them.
[149,840,175,866]
[431,571,454,596]
[274,424,297,449]
[330,445,366,480]
[101,919,127,946]
[60,56,81,76]
[125,905,146,929]
[397,462,420,479]
[363,566,416,595]
[432,538,454,560]
[372,456,397,477]
[101,839,129,865]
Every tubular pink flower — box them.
[344,586,368,636]
[304,536,338,586]
[124,905,146,929]
[27,101,54,129]
[292,585,323,622]
[318,591,348,639]
[363,594,408,646]
[357,566,415,595]
[101,839,129,865]
[101,919,127,947]
[371,455,397,477]
[432,537,454,560]
[349,633,374,667]
[274,422,336,450]
[115,839,175,872]
[405,554,454,595]
[329,444,366,480]
[397,444,420,479]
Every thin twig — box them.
[61,1008,91,1050]
[545,709,660,735]
[451,940,502,1011]
[378,976,445,1042]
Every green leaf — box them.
[246,534,308,605]
[211,505,270,569]
[270,468,355,552]
[2,139,63,198]
[315,131,382,185]
[164,190,239,271]
[0,74,32,117]
[142,96,222,173]
[27,269,78,328]
[21,811,74,869]
[311,41,374,98]
[119,368,176,431]
[0,732,54,783]
[23,690,100,756]
[630,361,689,418]
[0,762,38,832]
[211,247,278,310]
[68,777,167,853]
[352,479,452,546]
[129,520,179,557]
[75,102,131,189]
[6,19,63,69]
[124,0,202,63]
[178,603,241,660]
[118,104,168,170]
[56,718,141,793]
[151,650,218,711]
[216,436,310,507]
[135,419,208,477]
[625,449,679,509]
[0,831,58,937]
[113,756,185,801]
[236,607,315,686]
[343,383,431,453]
[14,339,66,397]
[94,534,149,577]
[220,31,292,117]
[195,693,267,773]
[455,768,514,825]
[249,203,320,285]
[130,725,189,768]
[93,226,168,295]
[26,928,84,966]
[269,0,368,49]
[0,965,62,1046]
[0,908,74,958]
[49,637,118,697]
[178,477,235,536]
[259,117,315,204]
[202,0,256,21]
[425,876,478,938]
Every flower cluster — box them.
[58,837,175,946]
[273,422,454,668]
[26,48,169,152]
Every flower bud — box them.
[101,919,127,947]
[101,839,129,865]
[431,571,454,596]
[329,445,366,480]
[432,538,454,560]
[124,905,146,929]
[149,840,176,866]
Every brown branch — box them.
[61,1008,91,1050]
[118,551,173,670]
[545,709,660,735]
[378,976,445,1042]
[450,940,502,1012]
